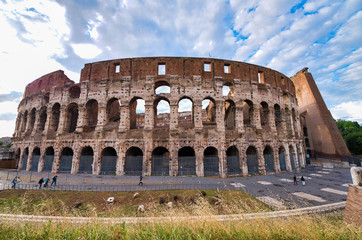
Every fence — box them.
[340,155,361,166]
[1,183,237,192]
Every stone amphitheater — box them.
[12,57,305,178]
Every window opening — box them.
[115,64,120,73]
[224,64,230,73]
[258,71,264,84]
[158,63,165,75]
[204,63,211,72]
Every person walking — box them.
[301,176,305,186]
[51,174,57,186]
[16,177,21,189]
[38,177,44,189]
[293,175,298,185]
[138,175,143,185]
[44,178,49,188]
[11,177,17,189]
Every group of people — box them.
[294,175,306,185]
[38,175,57,189]
[11,175,58,190]
[11,176,21,189]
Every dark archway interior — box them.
[151,147,169,176]
[226,146,240,175]
[125,147,143,175]
[204,147,219,176]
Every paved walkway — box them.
[0,165,352,209]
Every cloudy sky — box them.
[0,0,361,137]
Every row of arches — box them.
[16,97,299,134]
[17,144,303,176]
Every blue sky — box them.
[0,0,361,137]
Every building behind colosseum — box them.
[11,57,310,177]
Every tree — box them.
[0,141,3,146]
[336,119,362,155]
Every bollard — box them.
[29,172,32,182]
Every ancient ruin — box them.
[12,57,306,177]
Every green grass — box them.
[0,213,360,239]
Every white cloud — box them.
[331,100,362,123]
[71,43,102,59]
[0,120,15,137]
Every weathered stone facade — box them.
[12,57,305,177]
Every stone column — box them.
[194,100,203,129]
[24,111,31,133]
[92,148,100,175]
[31,110,40,135]
[258,145,266,175]
[274,144,281,173]
[18,150,25,171]
[219,142,226,178]
[195,144,204,177]
[96,106,107,131]
[143,136,153,176]
[240,145,248,176]
[169,104,178,130]
[285,144,292,172]
[269,107,276,132]
[116,144,124,175]
[169,145,178,176]
[254,104,262,129]
[71,147,80,174]
[38,150,45,172]
[43,109,52,134]
[57,106,67,134]
[216,100,225,131]
[52,149,60,173]
[26,148,34,171]
[144,102,154,130]
[76,105,86,133]
[119,104,129,132]
[235,102,244,134]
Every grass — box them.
[0,212,360,239]
[0,189,271,217]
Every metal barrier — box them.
[279,153,286,171]
[247,154,258,174]
[264,154,274,172]
[227,156,241,175]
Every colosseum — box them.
[12,57,306,178]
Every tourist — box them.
[44,177,49,188]
[139,175,143,185]
[301,176,305,186]
[16,177,21,188]
[11,177,17,189]
[293,175,298,185]
[51,174,57,186]
[38,177,44,189]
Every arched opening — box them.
[303,127,308,137]
[100,147,117,175]
[38,106,47,131]
[151,147,169,176]
[178,97,194,129]
[260,102,269,126]
[79,147,93,174]
[22,147,29,170]
[43,147,54,172]
[178,147,196,176]
[125,147,143,175]
[226,146,240,175]
[155,81,170,94]
[306,149,311,164]
[154,98,170,128]
[107,98,120,123]
[225,100,236,130]
[222,82,234,96]
[274,104,282,127]
[279,146,287,171]
[243,100,254,126]
[202,97,216,125]
[289,145,296,170]
[296,145,301,168]
[66,103,78,133]
[21,110,28,132]
[59,147,73,173]
[204,147,219,176]
[246,146,258,174]
[264,146,274,172]
[51,103,60,131]
[85,99,98,132]
[305,138,310,147]
[15,114,22,131]
[30,147,40,171]
[130,98,145,129]
[69,85,80,98]
[29,108,36,130]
